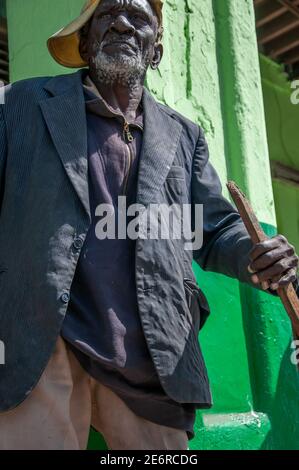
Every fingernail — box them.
[252,275,259,284]
[262,281,269,290]
[248,265,255,273]
[270,283,279,290]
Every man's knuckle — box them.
[291,270,297,280]
[286,247,295,257]
[277,259,286,269]
[250,262,256,271]
[277,234,287,243]
[250,245,262,259]
[263,252,273,263]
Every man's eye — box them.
[132,14,148,24]
[98,13,112,20]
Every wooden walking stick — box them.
[227,181,299,340]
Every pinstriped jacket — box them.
[0,69,288,412]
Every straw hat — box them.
[47,0,163,68]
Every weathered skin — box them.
[248,235,298,290]
[79,0,163,122]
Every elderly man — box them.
[0,0,298,450]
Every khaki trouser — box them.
[0,336,189,450]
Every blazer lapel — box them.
[39,70,182,217]
[39,70,91,220]
[137,89,183,206]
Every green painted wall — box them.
[260,55,299,256]
[6,0,299,450]
[272,179,299,256]
[257,57,299,449]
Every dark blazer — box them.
[0,69,276,412]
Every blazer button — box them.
[61,293,70,304]
[72,238,84,251]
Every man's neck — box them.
[89,69,144,123]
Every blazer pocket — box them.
[166,165,185,180]
[183,278,211,331]
[164,166,186,200]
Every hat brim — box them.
[47,0,101,68]
[47,0,163,69]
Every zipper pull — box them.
[123,121,134,143]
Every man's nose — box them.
[109,14,135,35]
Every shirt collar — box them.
[82,70,143,130]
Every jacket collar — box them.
[40,69,182,219]
[82,71,144,130]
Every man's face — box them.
[81,0,162,86]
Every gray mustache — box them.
[101,35,137,48]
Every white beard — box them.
[91,41,149,87]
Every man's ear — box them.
[151,43,163,70]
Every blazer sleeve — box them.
[191,126,299,296]
[0,104,7,212]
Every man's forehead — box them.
[97,0,154,15]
